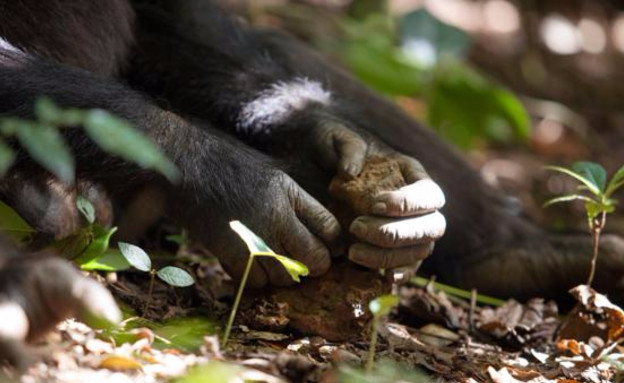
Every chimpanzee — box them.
[0,0,622,367]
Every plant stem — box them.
[222,253,255,348]
[143,269,156,316]
[366,316,379,373]
[586,211,606,288]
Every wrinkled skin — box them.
[304,120,446,270]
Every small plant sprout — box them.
[54,196,118,265]
[366,294,399,373]
[117,242,195,314]
[545,161,624,287]
[222,220,309,348]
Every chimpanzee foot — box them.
[0,253,121,370]
[441,233,624,304]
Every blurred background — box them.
[221,0,624,232]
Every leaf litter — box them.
[4,254,622,383]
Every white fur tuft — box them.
[238,77,331,134]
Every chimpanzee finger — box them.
[29,258,121,336]
[348,242,434,269]
[349,212,446,248]
[313,123,367,178]
[72,277,122,329]
[282,217,331,277]
[286,177,341,245]
[396,154,429,183]
[371,179,445,217]
[332,125,368,178]
[257,217,332,285]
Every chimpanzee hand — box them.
[198,168,341,288]
[0,252,121,369]
[309,119,446,270]
[167,127,342,288]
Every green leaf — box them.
[80,249,131,271]
[343,39,425,96]
[340,15,426,96]
[83,110,180,182]
[0,138,15,176]
[0,200,35,243]
[585,200,608,220]
[572,162,607,193]
[544,165,601,196]
[256,253,310,282]
[543,194,595,208]
[34,97,63,125]
[427,63,529,149]
[16,122,74,183]
[229,220,274,254]
[606,163,624,197]
[74,225,118,265]
[166,233,189,246]
[156,266,195,287]
[400,9,470,61]
[76,196,96,224]
[369,294,399,318]
[55,228,92,260]
[230,220,309,283]
[118,242,152,272]
[176,362,245,383]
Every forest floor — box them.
[3,251,622,383]
[2,141,623,383]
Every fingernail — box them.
[372,202,387,215]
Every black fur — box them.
[0,0,622,303]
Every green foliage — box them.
[366,294,399,373]
[369,294,399,318]
[15,121,74,183]
[545,161,624,287]
[83,109,179,182]
[175,362,245,383]
[338,9,529,149]
[401,9,470,61]
[229,220,309,281]
[118,242,152,272]
[54,198,118,264]
[166,232,190,247]
[157,266,195,287]
[115,241,195,287]
[0,200,35,243]
[0,97,179,183]
[80,249,131,272]
[76,196,96,224]
[427,63,530,149]
[73,225,118,264]
[103,312,217,352]
[222,221,309,348]
[544,162,622,221]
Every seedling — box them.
[117,242,195,314]
[222,220,309,348]
[366,294,398,373]
[54,196,118,265]
[545,161,624,287]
